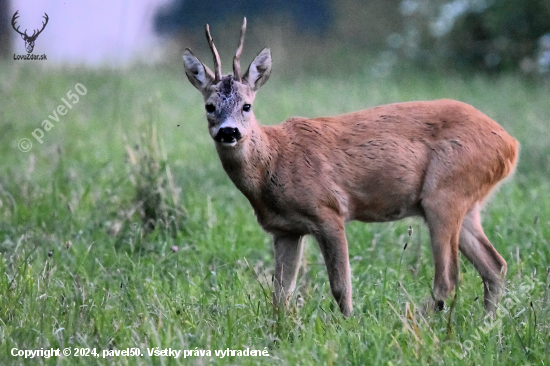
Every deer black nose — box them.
[215,127,242,144]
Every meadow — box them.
[0,59,549,365]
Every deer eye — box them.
[205,104,216,113]
[242,104,251,112]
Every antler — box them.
[11,11,49,39]
[32,13,49,39]
[205,24,222,83]
[11,10,26,37]
[233,18,247,82]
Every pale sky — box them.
[10,0,171,65]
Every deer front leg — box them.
[272,234,305,312]
[313,219,353,317]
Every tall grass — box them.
[0,60,549,365]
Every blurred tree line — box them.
[155,0,332,36]
[155,0,550,73]
[396,0,550,73]
[0,0,12,58]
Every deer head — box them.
[12,11,49,54]
[183,18,272,147]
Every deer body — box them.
[183,19,518,317]
[223,99,516,230]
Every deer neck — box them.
[215,118,277,201]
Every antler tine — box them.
[233,17,247,82]
[11,10,25,36]
[205,24,222,83]
[35,13,49,37]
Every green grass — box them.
[0,60,549,365]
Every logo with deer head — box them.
[11,10,49,54]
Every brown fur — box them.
[182,21,518,317]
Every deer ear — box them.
[243,48,271,91]
[183,49,215,93]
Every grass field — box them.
[1,60,549,365]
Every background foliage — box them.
[155,0,550,73]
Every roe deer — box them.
[182,18,518,317]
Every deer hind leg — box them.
[272,234,305,311]
[459,202,507,314]
[312,217,352,317]
[421,193,466,311]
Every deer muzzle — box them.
[214,126,242,146]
